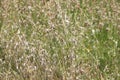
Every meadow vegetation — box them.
[0,0,120,80]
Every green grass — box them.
[0,0,120,80]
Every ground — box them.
[0,0,120,80]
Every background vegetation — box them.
[0,0,120,80]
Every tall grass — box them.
[0,0,120,80]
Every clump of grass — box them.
[0,0,120,80]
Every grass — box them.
[0,0,120,80]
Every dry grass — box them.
[0,0,120,80]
